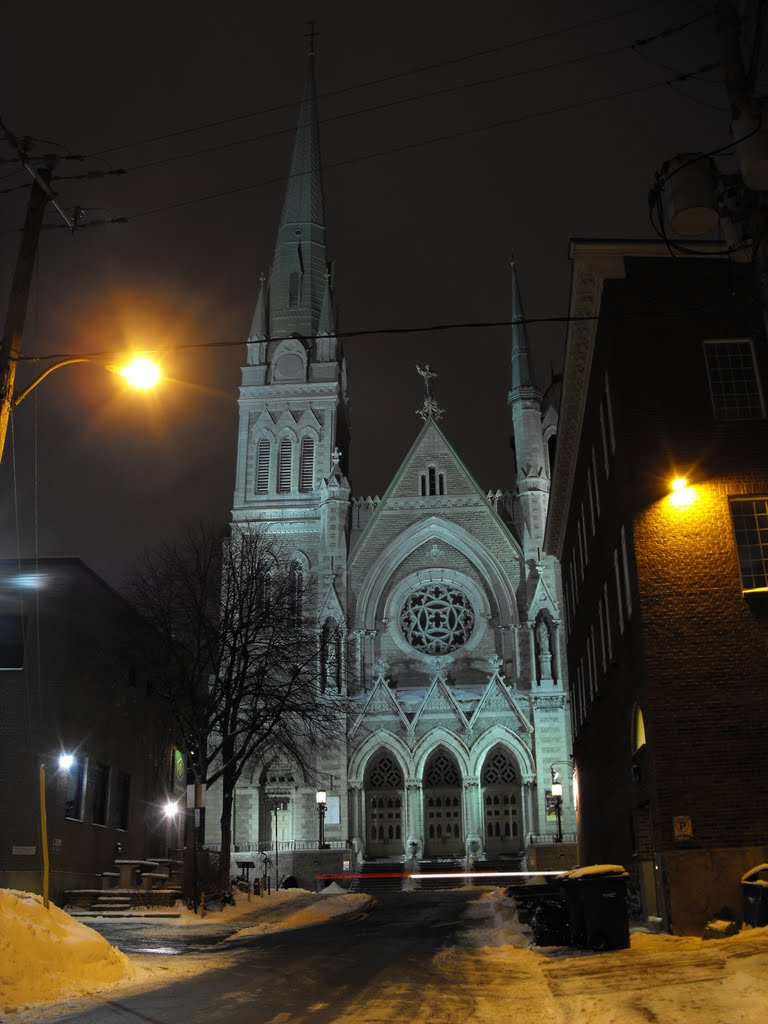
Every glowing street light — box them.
[116,356,161,390]
[0,351,162,464]
[58,753,74,771]
[163,800,179,819]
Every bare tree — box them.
[129,524,348,887]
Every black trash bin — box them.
[742,864,768,927]
[560,865,630,951]
[531,897,569,946]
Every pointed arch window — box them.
[255,438,270,495]
[299,436,315,492]
[289,561,304,625]
[277,437,293,493]
[288,271,300,307]
[322,619,341,694]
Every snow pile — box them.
[0,889,142,1012]
[225,889,373,939]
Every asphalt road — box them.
[48,890,485,1024]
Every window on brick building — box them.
[632,705,647,752]
[730,497,768,592]
[704,339,765,421]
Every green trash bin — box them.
[561,865,630,951]
[742,865,768,927]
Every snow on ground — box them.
[0,886,373,1016]
[0,889,144,1012]
[2,885,768,1023]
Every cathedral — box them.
[205,53,574,873]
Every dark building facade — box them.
[0,558,179,903]
[546,240,768,934]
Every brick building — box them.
[0,558,179,903]
[204,53,574,876]
[545,239,768,933]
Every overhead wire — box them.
[124,64,719,224]
[86,0,696,159]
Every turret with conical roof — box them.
[507,260,549,563]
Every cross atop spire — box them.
[416,364,445,422]
[305,20,319,57]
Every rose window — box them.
[399,583,475,655]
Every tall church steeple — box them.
[232,46,350,542]
[507,260,549,562]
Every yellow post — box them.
[39,763,49,909]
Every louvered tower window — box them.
[299,436,315,492]
[277,437,293,493]
[255,439,270,495]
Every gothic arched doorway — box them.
[364,752,404,858]
[423,749,463,857]
[481,748,522,856]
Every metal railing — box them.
[527,833,577,845]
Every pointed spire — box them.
[318,267,334,335]
[510,257,532,393]
[248,272,267,340]
[278,53,325,234]
[268,39,329,340]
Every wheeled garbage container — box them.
[560,865,630,951]
[742,864,768,927]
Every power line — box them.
[15,295,748,364]
[87,0,699,159]
[125,66,717,224]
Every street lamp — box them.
[1,352,162,464]
[316,790,328,850]
[550,769,564,844]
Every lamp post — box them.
[550,770,564,844]
[316,790,327,850]
[0,352,161,464]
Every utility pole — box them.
[714,0,768,334]
[0,169,52,464]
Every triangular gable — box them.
[274,408,299,431]
[469,662,533,733]
[317,578,345,624]
[412,674,470,732]
[348,677,410,739]
[297,407,322,432]
[528,568,558,618]
[350,416,521,565]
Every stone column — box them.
[463,778,483,860]
[405,778,423,861]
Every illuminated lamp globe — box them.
[119,356,161,390]
[163,800,179,819]
[58,753,74,771]
[671,477,688,492]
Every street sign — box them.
[673,815,693,840]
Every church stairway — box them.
[414,859,466,891]
[348,861,407,895]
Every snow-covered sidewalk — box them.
[2,885,768,1023]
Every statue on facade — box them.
[416,364,445,422]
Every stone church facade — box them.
[206,55,574,870]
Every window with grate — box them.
[482,750,518,785]
[400,582,475,654]
[277,437,292,493]
[730,496,768,592]
[367,754,404,789]
[299,436,314,492]
[255,438,270,494]
[425,752,460,787]
[704,339,765,420]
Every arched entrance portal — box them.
[423,749,463,857]
[481,748,522,855]
[365,752,404,858]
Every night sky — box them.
[0,1,734,587]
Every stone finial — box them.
[416,364,444,422]
[489,654,504,675]
[373,656,390,681]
